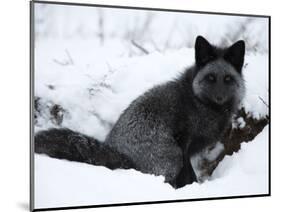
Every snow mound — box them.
[34,40,269,140]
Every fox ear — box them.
[224,40,245,73]
[195,36,215,66]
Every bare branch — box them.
[131,40,149,55]
[53,59,69,66]
[53,49,74,66]
[65,49,74,65]
[97,9,105,45]
[259,96,269,108]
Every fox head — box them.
[192,36,246,109]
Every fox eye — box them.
[224,75,233,83]
[206,74,216,82]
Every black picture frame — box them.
[30,1,271,211]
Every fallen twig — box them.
[258,96,269,108]
[131,40,149,55]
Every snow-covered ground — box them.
[35,126,268,208]
[33,3,269,209]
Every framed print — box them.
[30,1,270,211]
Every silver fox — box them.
[35,36,246,188]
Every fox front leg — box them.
[174,155,197,188]
[169,140,197,188]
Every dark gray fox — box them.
[35,36,245,188]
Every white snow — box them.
[34,126,269,208]
[232,117,246,129]
[33,3,269,209]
